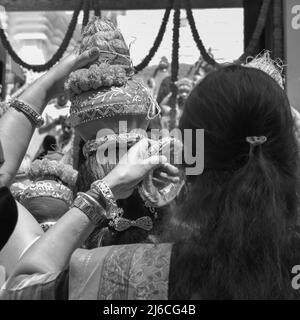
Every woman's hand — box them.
[19,47,100,115]
[43,47,100,100]
[103,139,180,199]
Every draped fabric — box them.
[0,243,172,300]
[0,270,69,300]
[69,243,172,300]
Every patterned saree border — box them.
[97,244,140,300]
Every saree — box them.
[69,243,173,300]
[0,242,172,300]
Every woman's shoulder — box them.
[73,242,173,259]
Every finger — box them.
[153,174,180,186]
[74,47,100,69]
[153,168,176,179]
[154,171,180,183]
[124,138,151,161]
[137,138,151,157]
[156,163,179,176]
[143,155,167,170]
[152,177,168,189]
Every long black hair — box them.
[165,65,300,299]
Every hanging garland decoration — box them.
[184,0,272,66]
[0,0,83,72]
[134,5,172,72]
[272,0,283,60]
[168,5,180,130]
[82,0,91,32]
[92,0,101,17]
[237,0,272,63]
[184,0,218,67]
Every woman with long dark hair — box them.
[2,63,300,300]
[167,64,300,299]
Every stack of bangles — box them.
[71,180,124,227]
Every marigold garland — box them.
[82,0,91,32]
[238,0,272,63]
[169,6,180,130]
[272,0,284,60]
[184,0,272,66]
[0,0,83,72]
[184,0,218,67]
[134,6,172,72]
[65,63,128,95]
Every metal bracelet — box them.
[71,192,106,226]
[10,99,44,128]
[90,180,123,220]
[78,192,108,218]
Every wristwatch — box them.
[71,193,105,225]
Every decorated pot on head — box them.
[18,152,78,232]
[66,17,183,214]
[66,17,159,142]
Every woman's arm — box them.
[9,139,179,277]
[0,48,100,187]
[0,202,43,278]
[11,206,94,275]
[0,77,51,186]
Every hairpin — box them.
[109,216,153,232]
[245,136,267,146]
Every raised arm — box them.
[0,48,100,187]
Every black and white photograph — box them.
[0,0,299,309]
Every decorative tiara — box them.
[244,51,284,89]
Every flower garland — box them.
[0,0,83,72]
[65,63,128,95]
[184,0,272,66]
[272,0,283,60]
[237,0,272,63]
[169,6,180,130]
[29,158,78,188]
[184,0,218,67]
[134,6,172,72]
[82,0,91,33]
